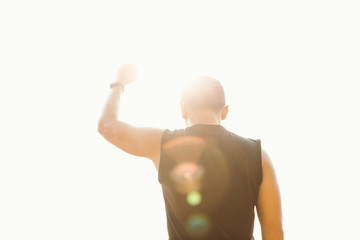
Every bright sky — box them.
[1,1,359,239]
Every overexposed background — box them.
[0,1,359,239]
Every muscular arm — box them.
[256,149,284,240]
[98,65,164,170]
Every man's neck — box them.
[186,111,221,127]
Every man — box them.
[98,64,283,240]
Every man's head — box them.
[180,76,228,126]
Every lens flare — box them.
[186,214,211,238]
[170,162,204,194]
[163,136,205,163]
[187,191,202,206]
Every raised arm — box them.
[256,149,284,240]
[98,65,164,170]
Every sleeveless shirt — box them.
[158,124,262,240]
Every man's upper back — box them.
[159,124,262,240]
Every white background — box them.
[1,0,359,239]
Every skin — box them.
[98,64,284,240]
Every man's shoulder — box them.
[222,128,260,146]
[161,128,187,139]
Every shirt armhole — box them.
[254,139,263,205]
[158,129,171,184]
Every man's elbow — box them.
[98,120,111,136]
[98,119,125,140]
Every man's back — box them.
[159,124,262,240]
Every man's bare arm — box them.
[98,65,164,169]
[256,149,284,240]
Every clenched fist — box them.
[116,64,138,86]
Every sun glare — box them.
[1,1,359,240]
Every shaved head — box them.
[181,76,226,112]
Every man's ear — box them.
[221,105,229,120]
[181,104,188,120]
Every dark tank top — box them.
[158,124,262,240]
